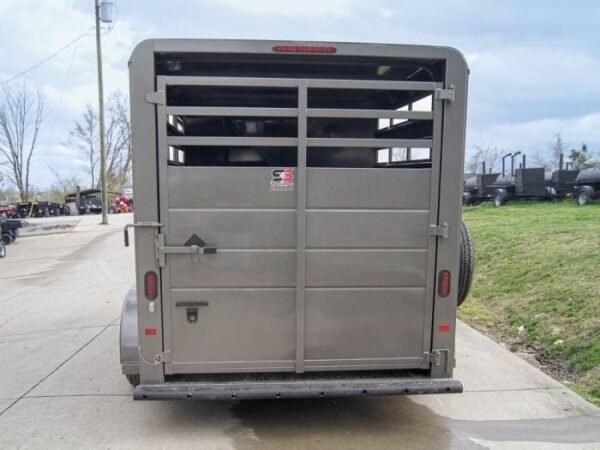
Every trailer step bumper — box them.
[134,378,463,400]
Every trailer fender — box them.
[120,289,139,380]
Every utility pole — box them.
[95,0,108,225]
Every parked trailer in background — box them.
[547,154,579,198]
[0,217,22,245]
[572,168,600,205]
[492,154,556,206]
[463,162,500,205]
[121,39,472,400]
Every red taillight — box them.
[439,324,451,333]
[144,271,158,300]
[438,270,451,298]
[273,45,337,54]
[145,328,157,336]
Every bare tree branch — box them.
[67,91,131,190]
[0,84,45,201]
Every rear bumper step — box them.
[134,378,463,400]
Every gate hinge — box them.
[429,222,448,238]
[153,350,171,364]
[434,87,455,103]
[145,90,165,105]
[424,349,449,368]
[155,233,166,267]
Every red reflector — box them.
[438,270,451,298]
[144,271,158,300]
[144,328,157,336]
[273,45,337,54]
[439,324,451,333]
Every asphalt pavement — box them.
[0,214,598,449]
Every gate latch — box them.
[176,301,209,324]
[123,222,163,247]
[429,222,448,239]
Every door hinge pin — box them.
[435,87,455,103]
[429,222,448,238]
[146,90,166,105]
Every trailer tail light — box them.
[438,270,451,298]
[273,45,337,54]
[144,271,158,300]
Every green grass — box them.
[460,200,600,406]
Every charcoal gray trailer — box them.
[572,168,600,205]
[492,154,556,206]
[120,39,471,400]
[463,162,500,205]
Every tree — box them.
[467,145,502,174]
[569,143,593,170]
[0,85,44,201]
[67,92,131,191]
[44,166,83,203]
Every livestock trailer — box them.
[120,39,472,400]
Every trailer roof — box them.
[130,38,469,72]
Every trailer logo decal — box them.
[270,168,295,192]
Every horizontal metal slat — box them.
[166,106,299,117]
[307,138,432,148]
[307,79,441,91]
[159,76,441,91]
[308,109,433,120]
[167,136,298,147]
[160,75,300,88]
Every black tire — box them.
[458,221,475,307]
[125,374,140,387]
[577,186,593,206]
[463,192,473,206]
[494,190,507,207]
[2,232,13,245]
[0,243,5,258]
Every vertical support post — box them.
[95,0,108,225]
[559,153,563,170]
[295,80,308,373]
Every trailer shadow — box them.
[231,396,454,449]
[165,396,470,449]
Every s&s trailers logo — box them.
[270,168,295,192]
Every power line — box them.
[0,27,94,86]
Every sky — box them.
[0,0,599,189]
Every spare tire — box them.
[458,221,475,307]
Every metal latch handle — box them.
[124,222,163,247]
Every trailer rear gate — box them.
[128,41,468,397]
[154,75,441,376]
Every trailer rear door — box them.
[154,75,445,374]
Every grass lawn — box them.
[460,200,600,406]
